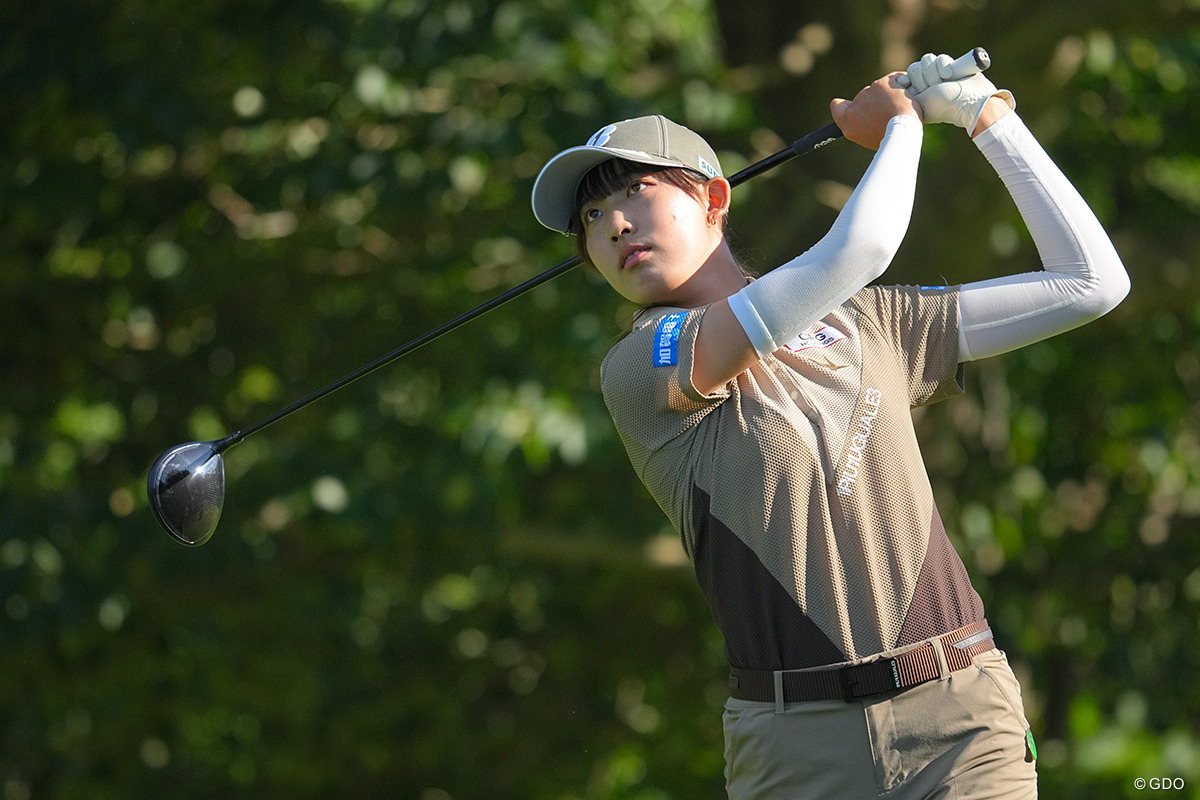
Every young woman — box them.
[531,56,1128,799]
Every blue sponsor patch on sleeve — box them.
[652,312,686,367]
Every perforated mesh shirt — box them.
[600,285,985,671]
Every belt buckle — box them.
[839,657,902,702]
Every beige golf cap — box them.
[532,115,723,234]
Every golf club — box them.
[148,48,991,546]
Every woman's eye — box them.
[629,180,646,193]
[583,208,601,223]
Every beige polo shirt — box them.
[601,284,985,671]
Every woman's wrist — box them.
[972,95,1014,137]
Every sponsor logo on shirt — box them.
[784,324,848,352]
[837,388,883,497]
[652,312,686,367]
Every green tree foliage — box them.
[2,0,1198,797]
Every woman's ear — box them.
[705,177,732,227]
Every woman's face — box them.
[579,173,724,307]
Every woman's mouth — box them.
[622,246,651,270]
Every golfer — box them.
[532,54,1128,798]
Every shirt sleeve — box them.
[600,307,735,536]
[851,284,966,407]
[600,307,727,460]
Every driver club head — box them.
[147,440,226,546]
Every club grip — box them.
[947,47,990,79]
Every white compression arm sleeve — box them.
[957,112,1129,362]
[727,115,923,358]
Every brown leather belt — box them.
[728,620,995,704]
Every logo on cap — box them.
[587,125,617,147]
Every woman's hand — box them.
[830,73,923,150]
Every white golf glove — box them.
[899,52,1015,132]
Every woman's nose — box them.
[609,211,633,242]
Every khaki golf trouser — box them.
[723,648,1037,799]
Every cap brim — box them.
[531,145,689,234]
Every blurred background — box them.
[3,0,1199,797]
